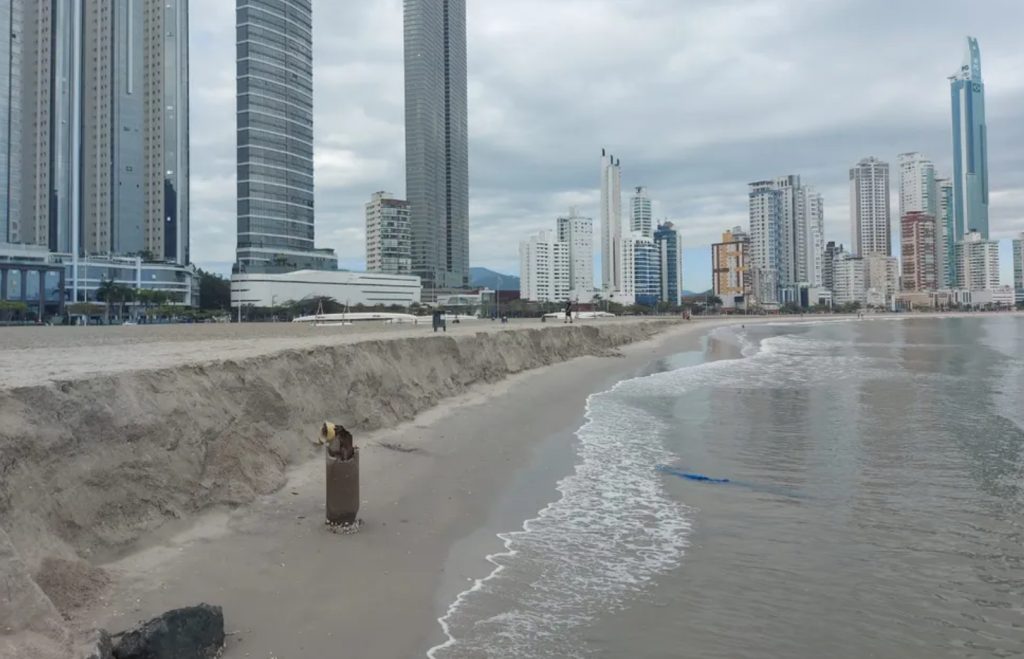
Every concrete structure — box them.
[232,270,421,309]
[712,228,751,309]
[519,230,569,303]
[1014,233,1023,304]
[236,0,335,273]
[951,37,990,240]
[404,0,469,290]
[629,235,660,307]
[955,230,1000,291]
[365,192,411,275]
[600,150,623,293]
[556,208,594,299]
[850,157,891,256]
[865,253,899,307]
[801,188,825,289]
[935,177,955,288]
[833,252,866,307]
[653,222,682,305]
[947,287,1015,309]
[0,243,64,318]
[901,212,938,292]
[630,186,652,239]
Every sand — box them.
[67,319,741,658]
[0,317,687,658]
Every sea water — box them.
[430,316,1024,658]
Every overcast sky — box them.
[191,0,1024,289]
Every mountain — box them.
[470,267,520,291]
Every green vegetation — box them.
[197,269,231,311]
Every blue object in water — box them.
[657,465,731,484]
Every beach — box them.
[2,312,1020,658]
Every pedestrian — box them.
[564,300,573,324]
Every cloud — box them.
[190,0,1024,287]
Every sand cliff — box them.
[0,320,675,657]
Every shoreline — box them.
[74,320,729,658]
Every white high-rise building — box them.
[519,230,570,303]
[630,186,652,239]
[748,180,782,304]
[898,153,937,218]
[556,208,594,300]
[600,149,623,293]
[365,191,411,275]
[850,157,891,256]
[800,187,825,287]
[955,230,1000,291]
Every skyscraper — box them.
[801,187,825,287]
[0,0,21,244]
[823,241,841,294]
[556,208,594,299]
[18,0,189,264]
[748,180,782,304]
[630,186,652,239]
[898,153,937,219]
[237,0,334,273]
[850,157,891,257]
[621,233,659,306]
[935,177,955,288]
[404,0,469,291]
[955,231,1000,291]
[365,192,411,275]
[600,150,623,293]
[950,37,989,239]
[653,222,682,305]
[900,211,938,292]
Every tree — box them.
[0,300,29,322]
[197,269,231,310]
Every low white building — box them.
[947,286,1016,309]
[232,270,421,308]
[955,231,1001,291]
[519,230,570,302]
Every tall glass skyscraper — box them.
[236,0,335,273]
[404,0,469,291]
[950,37,989,240]
[0,0,21,244]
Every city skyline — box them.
[183,2,1023,289]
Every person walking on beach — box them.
[564,300,574,324]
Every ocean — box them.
[430,316,1024,658]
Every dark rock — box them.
[77,629,114,659]
[113,604,224,659]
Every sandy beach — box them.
[59,318,730,658]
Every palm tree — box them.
[96,278,118,324]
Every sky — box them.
[191,0,1024,291]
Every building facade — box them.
[712,227,750,309]
[898,152,937,219]
[823,241,841,294]
[935,177,955,288]
[653,222,681,306]
[365,192,411,275]
[748,180,782,304]
[600,149,623,293]
[236,0,336,273]
[833,252,866,307]
[630,235,661,307]
[232,270,421,309]
[951,37,989,240]
[1013,233,1023,304]
[519,230,569,303]
[850,157,891,256]
[556,208,594,299]
[404,0,469,290]
[900,212,938,292]
[0,0,21,244]
[630,186,652,239]
[864,253,899,307]
[955,230,1000,291]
